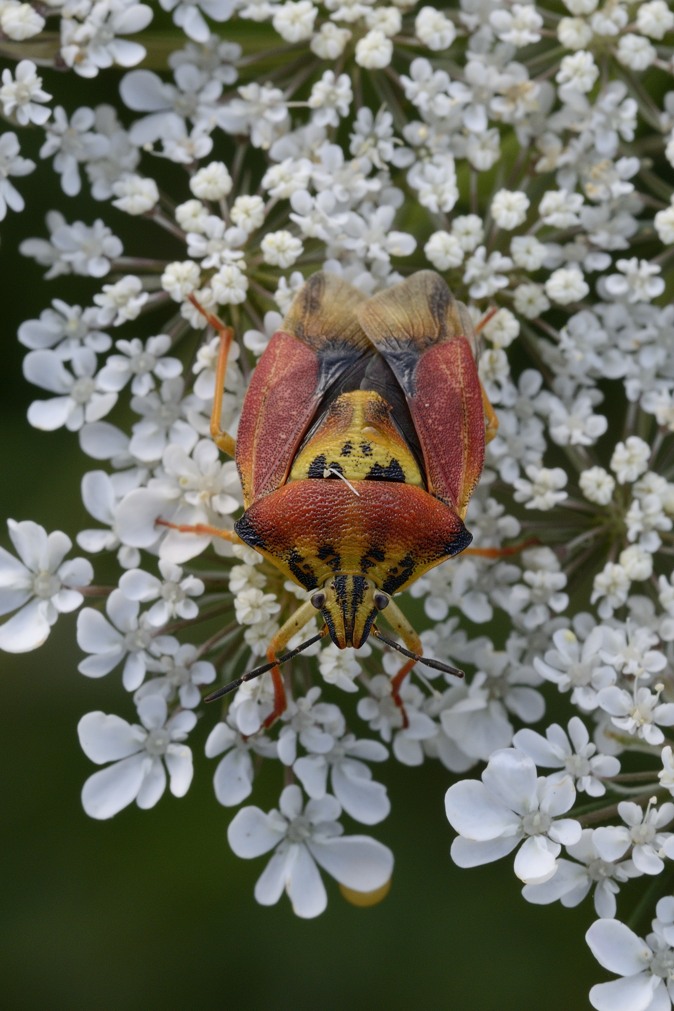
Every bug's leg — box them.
[187,294,236,458]
[377,597,427,728]
[155,518,246,546]
[473,302,500,445]
[475,306,499,333]
[481,383,499,444]
[462,537,538,559]
[262,600,321,728]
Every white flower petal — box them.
[450,834,519,868]
[45,529,75,571]
[23,350,73,393]
[279,783,304,820]
[445,780,519,840]
[513,834,560,884]
[28,397,74,430]
[115,488,172,548]
[592,827,631,862]
[78,651,125,678]
[118,568,160,601]
[586,919,652,975]
[213,749,254,806]
[81,753,148,819]
[165,743,193,797]
[135,758,167,809]
[253,846,297,908]
[548,816,582,846]
[6,519,46,569]
[286,844,327,918]
[136,693,167,730]
[77,711,142,762]
[632,845,664,875]
[77,607,123,652]
[541,775,577,817]
[512,728,561,767]
[293,755,328,799]
[522,860,588,906]
[589,975,660,1011]
[331,764,390,825]
[205,721,236,758]
[81,471,116,523]
[228,806,286,858]
[0,598,51,651]
[0,586,31,616]
[482,749,538,814]
[309,835,393,892]
[0,542,30,584]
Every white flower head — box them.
[0,60,51,126]
[78,697,195,819]
[0,130,35,220]
[523,829,638,919]
[228,784,393,917]
[513,717,620,797]
[446,749,582,885]
[0,519,93,652]
[587,916,674,1011]
[355,30,393,70]
[491,189,530,231]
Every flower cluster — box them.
[1,0,674,1000]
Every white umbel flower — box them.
[78,697,195,819]
[446,749,582,885]
[228,784,393,917]
[586,918,674,1011]
[0,519,93,652]
[355,30,393,69]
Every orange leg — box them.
[378,597,426,728]
[481,384,499,444]
[188,294,236,458]
[260,600,319,728]
[390,659,415,728]
[156,298,242,546]
[476,306,499,333]
[463,538,538,559]
[155,518,245,546]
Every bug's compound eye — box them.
[311,590,327,610]
[373,591,390,611]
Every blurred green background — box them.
[0,68,601,1011]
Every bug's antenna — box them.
[204,629,328,703]
[371,626,464,679]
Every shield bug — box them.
[160,271,499,726]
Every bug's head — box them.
[310,575,389,650]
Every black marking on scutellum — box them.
[307,454,327,478]
[367,460,405,482]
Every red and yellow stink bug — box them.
[160,270,499,726]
